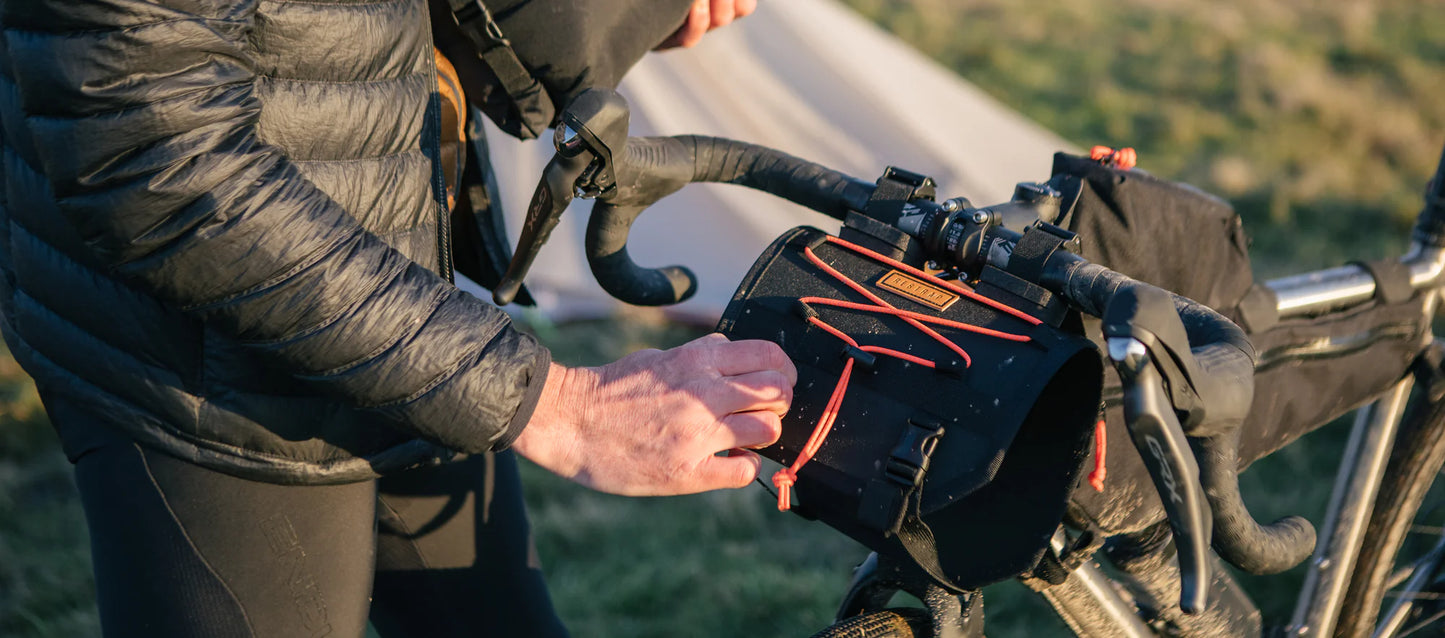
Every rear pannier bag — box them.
[717,225,1103,591]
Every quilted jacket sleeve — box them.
[4,0,549,454]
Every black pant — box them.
[72,439,569,638]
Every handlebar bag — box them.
[717,225,1103,591]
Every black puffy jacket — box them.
[0,0,609,483]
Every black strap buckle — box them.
[451,0,510,48]
[859,415,948,535]
[885,417,946,487]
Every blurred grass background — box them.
[3,0,1444,635]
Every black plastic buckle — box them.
[858,167,938,230]
[451,0,511,47]
[885,417,945,487]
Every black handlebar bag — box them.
[717,225,1103,591]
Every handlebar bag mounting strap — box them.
[717,226,1104,591]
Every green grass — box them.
[839,0,1445,276]
[0,349,98,638]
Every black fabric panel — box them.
[251,0,432,82]
[69,431,565,637]
[372,451,569,637]
[485,0,693,109]
[254,75,431,163]
[1050,153,1254,312]
[8,224,204,382]
[76,445,256,638]
[1237,295,1427,464]
[74,442,378,637]
[1354,259,1415,305]
[1235,284,1280,334]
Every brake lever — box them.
[1100,285,1216,614]
[492,151,588,305]
[1108,336,1213,614]
[492,89,631,305]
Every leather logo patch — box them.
[875,270,958,311]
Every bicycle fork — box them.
[1031,527,1262,638]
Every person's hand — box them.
[655,0,758,50]
[513,333,794,496]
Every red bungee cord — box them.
[1088,419,1108,492]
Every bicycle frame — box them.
[1041,244,1445,637]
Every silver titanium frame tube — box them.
[1286,377,1415,637]
[1270,242,1443,635]
[1268,245,1445,318]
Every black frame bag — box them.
[717,223,1103,591]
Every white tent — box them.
[469,0,1077,322]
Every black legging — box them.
[71,438,569,637]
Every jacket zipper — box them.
[437,194,455,285]
[426,30,456,285]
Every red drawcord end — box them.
[772,469,797,511]
[1088,418,1107,492]
[772,357,854,512]
[1089,146,1138,170]
[1116,148,1138,170]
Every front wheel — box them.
[808,609,932,638]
